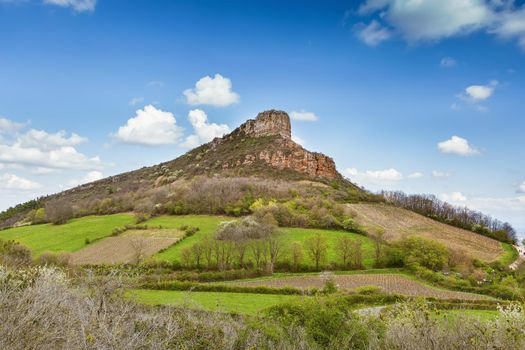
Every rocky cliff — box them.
[214,110,340,179]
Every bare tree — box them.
[350,240,363,269]
[250,239,267,270]
[335,235,353,268]
[291,241,303,271]
[305,234,328,270]
[265,235,282,274]
[190,243,204,268]
[129,238,147,265]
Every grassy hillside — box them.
[0,214,134,256]
[347,203,504,262]
[148,215,376,268]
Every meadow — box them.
[0,214,135,256]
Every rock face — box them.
[221,110,340,179]
[238,110,292,139]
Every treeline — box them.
[382,191,517,244]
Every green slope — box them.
[0,213,135,256]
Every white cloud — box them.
[114,105,183,146]
[407,172,423,179]
[441,191,468,203]
[129,97,144,106]
[43,0,96,12]
[290,111,319,122]
[181,109,230,148]
[18,129,87,151]
[354,20,392,46]
[0,119,101,170]
[183,74,240,107]
[437,135,480,156]
[32,167,59,175]
[0,117,25,133]
[518,181,525,193]
[440,57,457,67]
[68,170,103,187]
[432,170,451,178]
[345,167,404,183]
[0,173,41,190]
[356,0,525,49]
[463,81,498,101]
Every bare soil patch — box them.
[347,203,503,262]
[70,229,184,265]
[233,274,488,300]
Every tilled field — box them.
[231,274,488,300]
[70,229,184,265]
[347,203,503,262]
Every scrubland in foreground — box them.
[2,266,525,350]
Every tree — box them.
[372,228,386,267]
[190,243,204,268]
[265,235,282,274]
[349,240,363,269]
[45,200,74,225]
[399,236,449,271]
[291,241,303,271]
[130,239,147,265]
[335,235,353,268]
[305,234,328,270]
[250,239,267,270]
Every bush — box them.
[45,200,74,225]
[0,239,32,268]
[37,251,71,267]
[398,236,449,271]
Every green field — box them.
[499,243,519,265]
[128,289,305,315]
[0,214,135,256]
[148,215,376,267]
[434,309,500,321]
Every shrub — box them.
[398,236,449,271]
[45,200,74,225]
[0,239,32,268]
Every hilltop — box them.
[0,110,373,228]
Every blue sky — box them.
[1,0,525,235]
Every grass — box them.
[434,309,500,321]
[148,215,376,268]
[499,243,519,265]
[279,227,375,268]
[128,289,305,315]
[148,215,228,261]
[0,214,135,256]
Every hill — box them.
[0,110,373,228]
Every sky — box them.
[1,0,525,236]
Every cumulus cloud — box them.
[441,191,468,203]
[0,118,101,170]
[354,20,392,46]
[181,109,230,148]
[114,105,183,146]
[183,74,240,107]
[0,173,41,190]
[290,111,319,122]
[68,170,103,187]
[43,0,96,12]
[462,80,498,102]
[355,0,525,49]
[292,135,306,145]
[437,135,480,156]
[0,117,25,133]
[440,57,457,67]
[432,170,452,178]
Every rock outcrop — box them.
[218,110,341,179]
